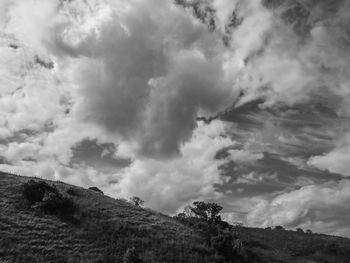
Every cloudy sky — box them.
[1,0,350,237]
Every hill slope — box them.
[1,172,350,263]
[0,172,204,262]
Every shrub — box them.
[296,228,304,233]
[39,192,76,216]
[129,196,144,207]
[22,180,77,220]
[211,232,235,259]
[306,229,313,234]
[274,225,285,230]
[23,180,59,203]
[191,201,223,224]
[88,186,104,195]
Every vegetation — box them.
[190,201,223,224]
[129,196,144,207]
[174,201,247,263]
[1,172,350,263]
[296,228,304,233]
[88,186,104,195]
[22,179,77,222]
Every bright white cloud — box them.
[246,180,350,237]
[308,133,350,177]
[228,149,263,163]
[108,120,234,213]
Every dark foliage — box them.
[274,225,285,230]
[212,231,237,261]
[88,186,104,194]
[123,247,143,263]
[22,180,77,221]
[191,201,223,224]
[38,192,76,216]
[296,228,304,233]
[129,196,144,207]
[173,201,250,262]
[23,179,59,203]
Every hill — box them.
[1,172,350,263]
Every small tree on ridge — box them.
[130,196,144,207]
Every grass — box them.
[1,171,350,263]
[0,172,206,262]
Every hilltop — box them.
[1,172,350,263]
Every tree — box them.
[191,201,223,224]
[306,229,313,234]
[130,196,144,207]
[296,228,304,233]
[274,225,285,230]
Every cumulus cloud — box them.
[45,0,237,158]
[2,0,350,237]
[227,0,350,109]
[0,0,240,214]
[246,180,350,236]
[308,133,350,177]
[108,120,234,213]
[228,149,263,163]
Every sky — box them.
[1,0,350,237]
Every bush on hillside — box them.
[296,228,304,233]
[22,180,77,220]
[211,232,236,259]
[23,179,59,203]
[129,196,144,207]
[39,192,76,216]
[88,186,104,195]
[191,201,223,224]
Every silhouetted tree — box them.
[130,196,144,207]
[274,225,285,230]
[191,201,223,224]
[296,228,304,233]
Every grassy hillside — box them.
[0,172,205,262]
[1,172,350,263]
